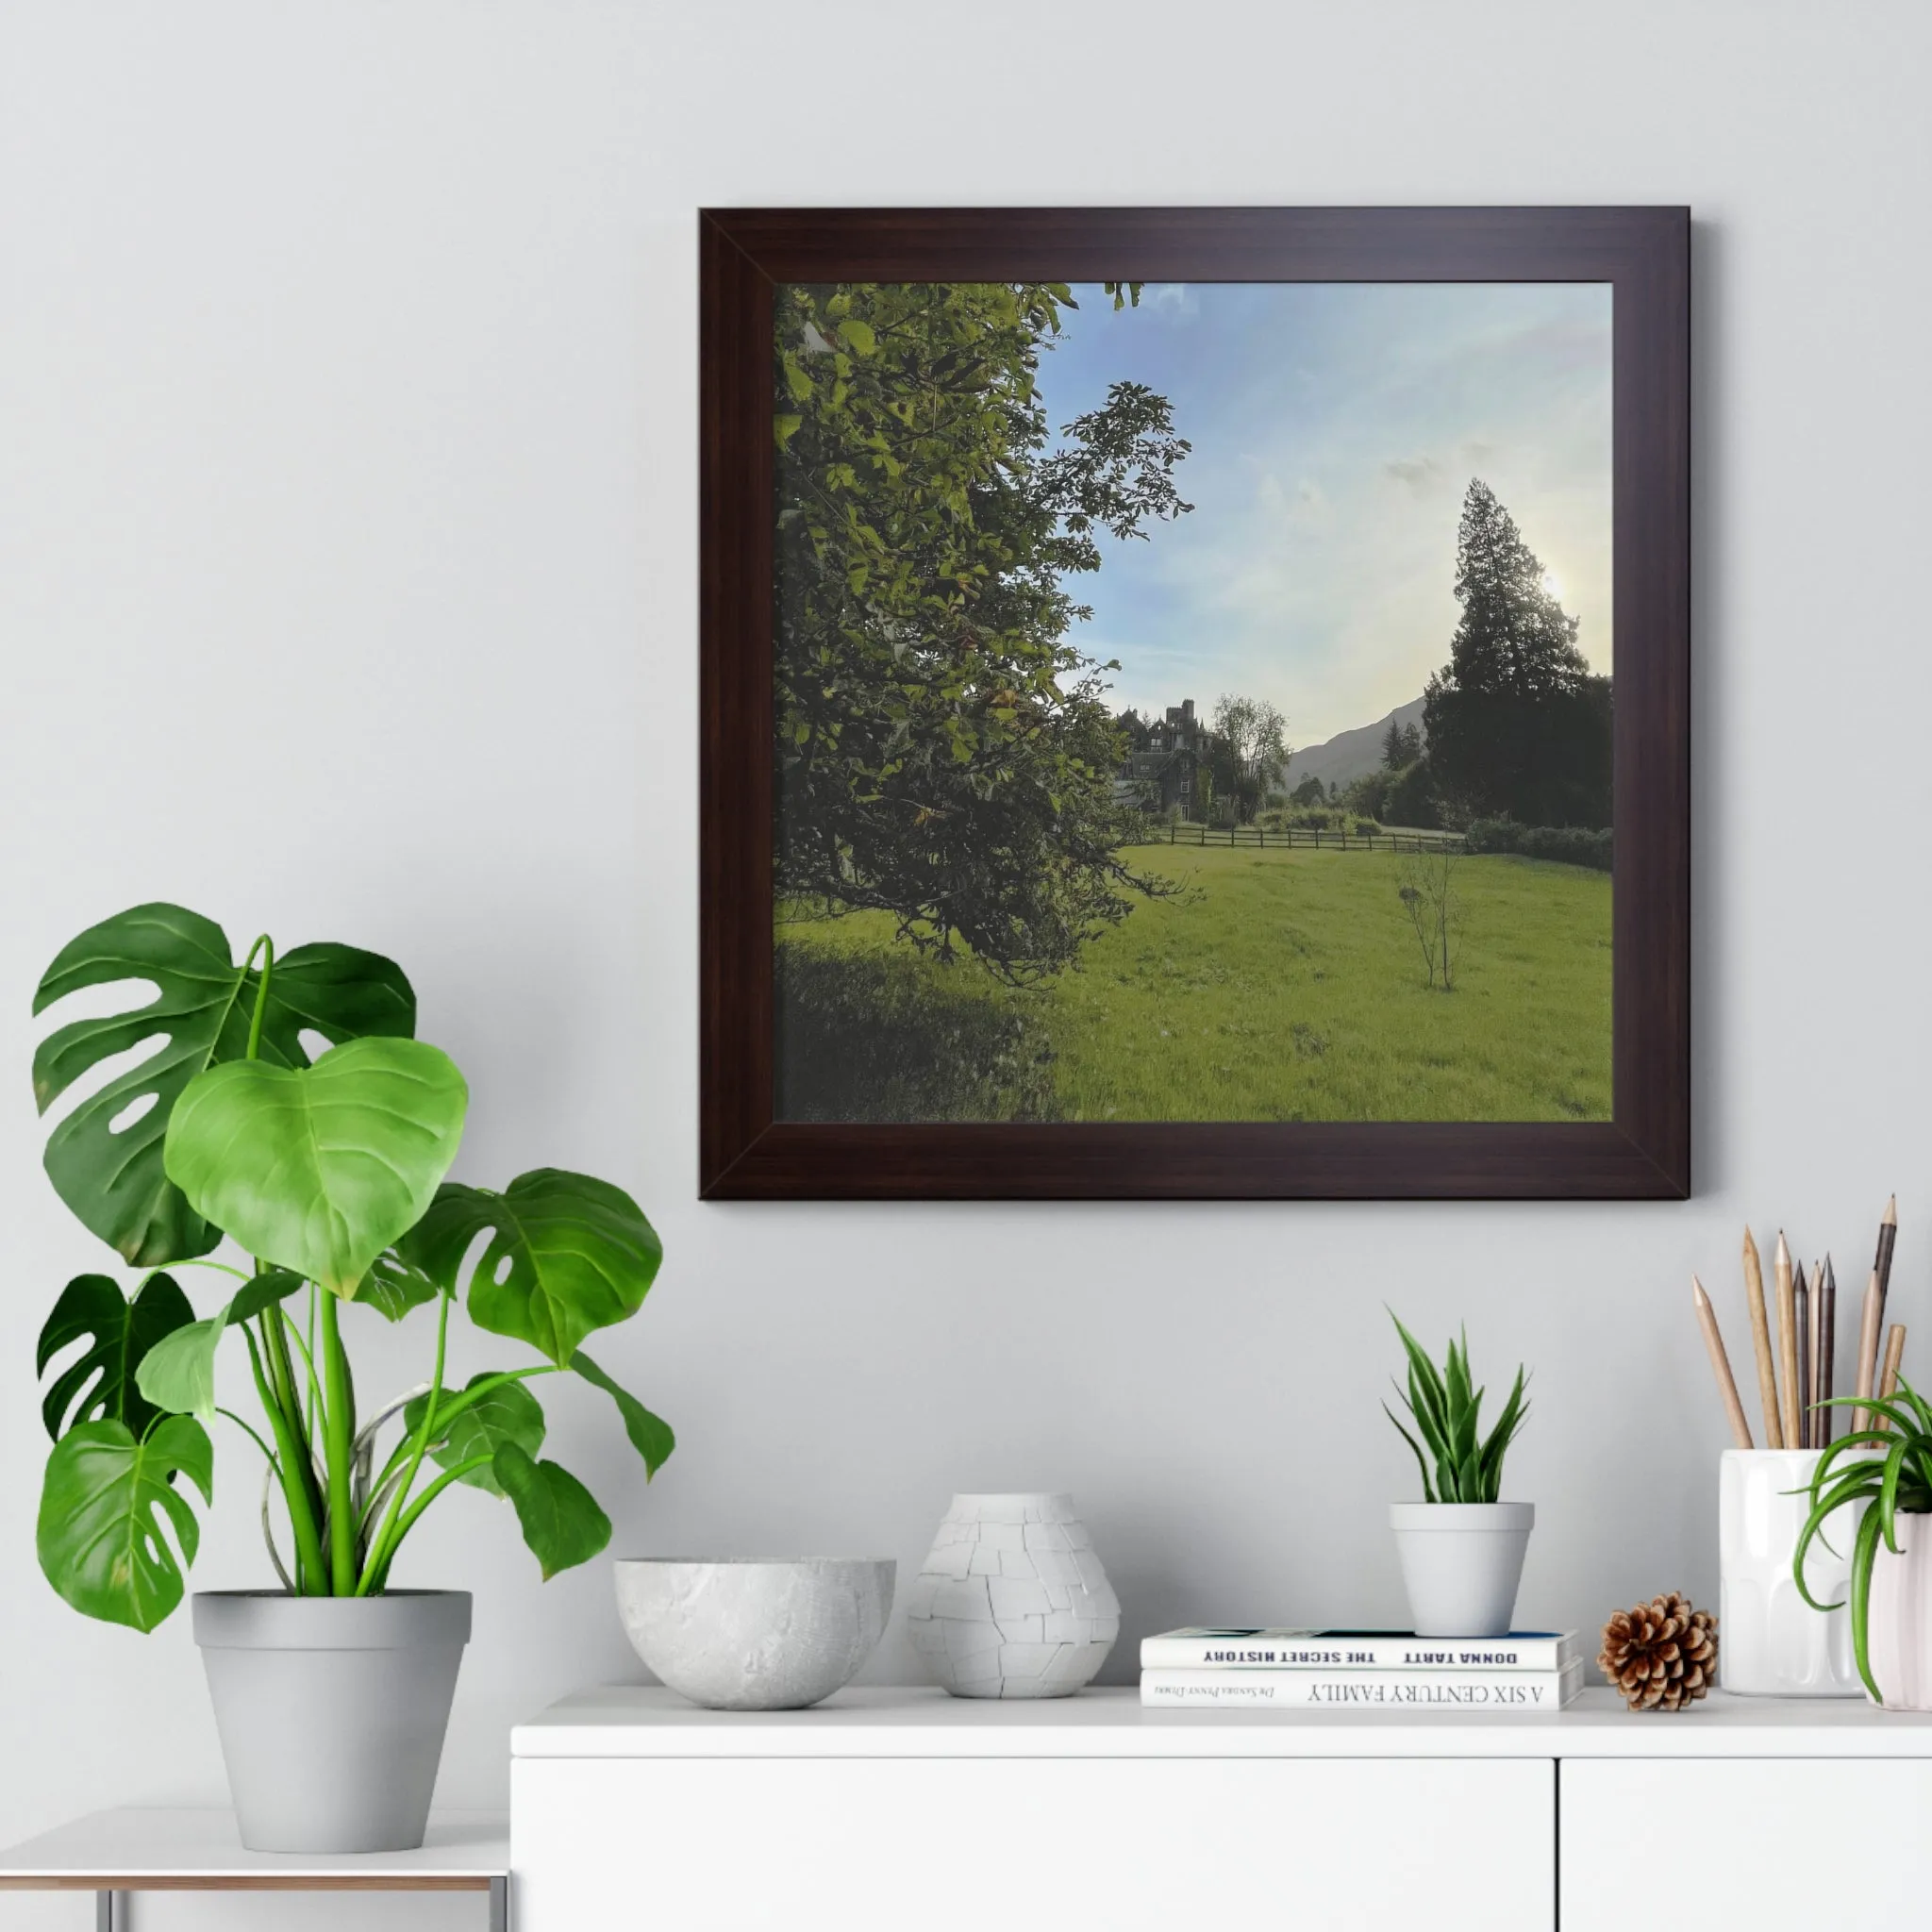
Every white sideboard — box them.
[511,1685,1932,1931]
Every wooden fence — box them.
[1124,822,1468,855]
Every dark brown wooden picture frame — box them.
[701,207,1689,1200]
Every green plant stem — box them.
[303,1284,319,1438]
[257,1305,324,1531]
[279,1305,322,1424]
[241,1324,327,1591]
[242,936,275,1059]
[365,1454,495,1592]
[414,1361,558,1432]
[358,1289,454,1594]
[317,1291,358,1593]
[253,1306,325,1560]
[236,939,326,1581]
[361,1433,424,1532]
[259,1302,303,1430]
[358,1359,566,1590]
[364,1362,560,1524]
[1850,1503,1886,1702]
[216,1407,281,1472]
[170,1258,253,1283]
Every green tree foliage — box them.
[1345,759,1439,830]
[774,281,1192,984]
[1291,773,1327,808]
[1208,695,1290,824]
[1385,759,1440,830]
[1380,718,1423,770]
[1113,707,1151,753]
[1423,480,1612,828]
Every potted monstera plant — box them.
[31,904,673,1853]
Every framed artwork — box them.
[700,207,1688,1199]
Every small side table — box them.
[0,1807,509,1929]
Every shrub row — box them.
[1255,806,1384,835]
[1463,818,1613,872]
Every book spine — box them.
[1139,1638,1574,1671]
[1140,1668,1579,1709]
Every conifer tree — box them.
[1423,480,1611,827]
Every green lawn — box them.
[776,844,1611,1123]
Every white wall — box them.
[3,0,1928,1923]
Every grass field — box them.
[775,844,1611,1124]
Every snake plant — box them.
[1384,1311,1530,1504]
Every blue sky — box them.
[1034,281,1612,749]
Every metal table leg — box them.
[490,1874,508,1931]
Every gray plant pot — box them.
[192,1591,470,1853]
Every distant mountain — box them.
[1282,695,1427,795]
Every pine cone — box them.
[1598,1591,1718,1711]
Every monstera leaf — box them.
[227,1268,307,1326]
[37,1415,213,1631]
[37,1272,195,1441]
[33,905,414,1267]
[571,1351,675,1478]
[404,1374,546,1497]
[492,1441,610,1579]
[133,1272,303,1424]
[163,1038,468,1296]
[356,1248,442,1322]
[404,1170,662,1367]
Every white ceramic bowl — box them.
[613,1557,896,1710]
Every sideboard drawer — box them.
[514,1756,1554,1931]
[1562,1758,1932,1927]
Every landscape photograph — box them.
[770,277,1614,1124]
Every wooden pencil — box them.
[1692,1275,1754,1450]
[1743,1227,1783,1449]
[1774,1231,1801,1450]
[1807,1259,1824,1444]
[1854,1268,1883,1437]
[1874,1194,1899,1350]
[1793,1261,1810,1450]
[1874,1324,1907,1433]
[1818,1254,1838,1449]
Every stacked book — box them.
[1140,1627,1586,1709]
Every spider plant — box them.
[1384,1312,1530,1504]
[1793,1377,1932,1703]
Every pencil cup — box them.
[1719,1448,1866,1697]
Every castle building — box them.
[1118,698,1208,816]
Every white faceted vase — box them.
[905,1493,1119,1698]
[1719,1449,1865,1696]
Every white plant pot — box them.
[1866,1509,1932,1710]
[1390,1502,1533,1637]
[903,1493,1119,1698]
[1719,1448,1865,1696]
